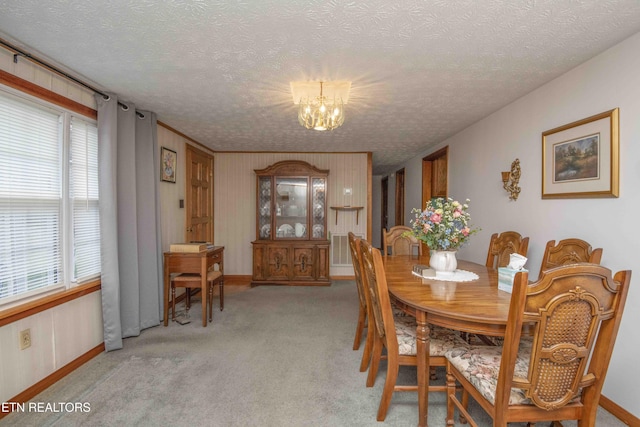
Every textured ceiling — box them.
[1,1,640,174]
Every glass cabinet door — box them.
[258,177,272,240]
[311,177,326,239]
[274,177,308,239]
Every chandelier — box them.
[297,81,345,131]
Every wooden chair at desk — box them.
[358,238,467,421]
[171,269,224,326]
[383,225,422,257]
[445,263,631,427]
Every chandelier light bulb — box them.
[296,81,345,131]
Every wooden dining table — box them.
[384,254,514,427]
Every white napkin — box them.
[508,253,527,270]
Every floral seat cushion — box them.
[395,319,466,356]
[445,340,534,405]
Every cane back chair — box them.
[445,264,631,427]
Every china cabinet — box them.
[252,160,330,286]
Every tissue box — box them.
[498,267,528,293]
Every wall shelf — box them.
[330,206,364,225]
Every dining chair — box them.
[383,225,422,256]
[538,238,603,277]
[445,263,631,427]
[348,232,374,372]
[358,238,468,421]
[485,231,530,269]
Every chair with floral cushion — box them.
[358,238,468,421]
[473,230,530,345]
[538,238,603,277]
[383,225,422,256]
[445,263,631,427]
[485,231,529,269]
[348,232,374,372]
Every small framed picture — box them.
[542,108,619,198]
[161,147,177,183]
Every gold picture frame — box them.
[542,108,619,199]
[161,147,177,183]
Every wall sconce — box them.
[501,158,521,201]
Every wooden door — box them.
[185,145,214,243]
[421,147,448,252]
[267,245,290,280]
[291,246,314,280]
[395,168,405,225]
[422,147,448,205]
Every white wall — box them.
[394,31,640,416]
[157,127,188,251]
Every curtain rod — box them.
[0,37,145,117]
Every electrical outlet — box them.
[19,329,31,350]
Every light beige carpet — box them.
[1,281,625,427]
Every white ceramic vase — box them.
[429,250,458,273]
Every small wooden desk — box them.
[163,246,224,327]
[384,255,512,427]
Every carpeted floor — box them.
[1,281,625,426]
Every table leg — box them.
[201,275,207,327]
[163,257,170,326]
[416,310,430,427]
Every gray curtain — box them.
[96,93,163,351]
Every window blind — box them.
[0,94,63,299]
[70,117,100,282]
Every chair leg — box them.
[208,282,214,323]
[430,366,437,380]
[219,279,224,311]
[185,289,191,319]
[376,355,399,421]
[367,337,384,387]
[171,283,176,322]
[446,368,457,426]
[359,323,374,372]
[353,305,366,350]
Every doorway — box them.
[381,176,388,248]
[395,168,405,226]
[422,147,448,206]
[421,147,448,254]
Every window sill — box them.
[0,280,101,327]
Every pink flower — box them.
[462,227,470,236]
[453,210,462,218]
[430,213,442,223]
[422,224,431,233]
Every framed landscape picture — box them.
[542,108,619,199]
[161,147,177,183]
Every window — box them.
[0,89,100,305]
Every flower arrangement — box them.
[407,197,479,251]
